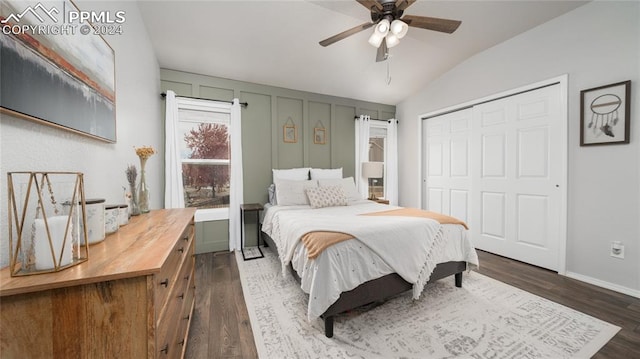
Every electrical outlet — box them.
[610,241,625,259]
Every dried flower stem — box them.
[125,165,137,188]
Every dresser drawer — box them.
[154,224,194,319]
[156,237,194,358]
[156,293,181,358]
[174,265,195,358]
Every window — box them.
[369,123,387,199]
[177,104,231,214]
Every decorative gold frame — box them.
[284,124,297,143]
[314,127,326,144]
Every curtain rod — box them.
[354,116,398,124]
[161,92,248,107]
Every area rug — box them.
[236,248,619,359]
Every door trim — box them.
[418,74,568,275]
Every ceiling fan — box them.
[319,0,461,62]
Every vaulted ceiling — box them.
[137,0,587,105]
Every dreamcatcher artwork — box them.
[580,80,631,146]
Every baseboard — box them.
[564,271,640,299]
[195,240,228,254]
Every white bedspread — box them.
[261,201,479,320]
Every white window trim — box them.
[369,121,388,199]
[177,96,233,222]
[195,207,228,222]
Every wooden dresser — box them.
[0,208,196,359]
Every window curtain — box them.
[355,115,371,198]
[164,90,185,208]
[228,99,244,251]
[386,119,399,205]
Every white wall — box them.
[397,1,640,294]
[0,1,162,267]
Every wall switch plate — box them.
[610,241,625,259]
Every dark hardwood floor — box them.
[185,249,640,359]
[185,251,258,359]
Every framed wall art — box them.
[283,117,297,143]
[0,0,116,142]
[314,127,326,144]
[580,80,631,146]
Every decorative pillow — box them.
[310,168,343,180]
[272,168,310,182]
[274,179,317,206]
[305,186,348,209]
[318,177,361,202]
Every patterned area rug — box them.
[236,248,619,359]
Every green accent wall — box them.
[160,69,395,253]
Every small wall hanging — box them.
[283,117,297,143]
[314,120,327,144]
[580,80,631,146]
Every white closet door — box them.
[424,84,564,271]
[423,108,473,223]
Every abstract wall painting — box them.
[580,80,631,146]
[0,0,116,142]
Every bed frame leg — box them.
[455,272,463,287]
[324,316,334,338]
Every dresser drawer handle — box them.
[160,279,169,287]
[179,339,185,347]
[183,314,190,320]
[177,247,184,253]
[184,274,190,281]
[182,235,189,241]
[160,344,169,354]
[178,292,184,300]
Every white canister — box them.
[104,205,119,235]
[84,198,106,244]
[117,204,129,226]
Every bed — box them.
[261,199,479,338]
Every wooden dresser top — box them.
[1,208,196,297]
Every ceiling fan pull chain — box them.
[386,56,392,85]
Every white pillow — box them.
[274,179,317,206]
[310,168,343,180]
[305,186,347,209]
[272,168,310,181]
[318,177,361,202]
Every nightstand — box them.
[372,199,389,205]
[240,203,264,260]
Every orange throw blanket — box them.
[301,208,468,259]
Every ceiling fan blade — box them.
[395,0,416,11]
[402,15,461,34]
[376,37,388,62]
[319,22,375,47]
[356,0,383,12]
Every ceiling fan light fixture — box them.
[374,19,390,36]
[386,33,400,48]
[368,32,385,48]
[390,19,408,39]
